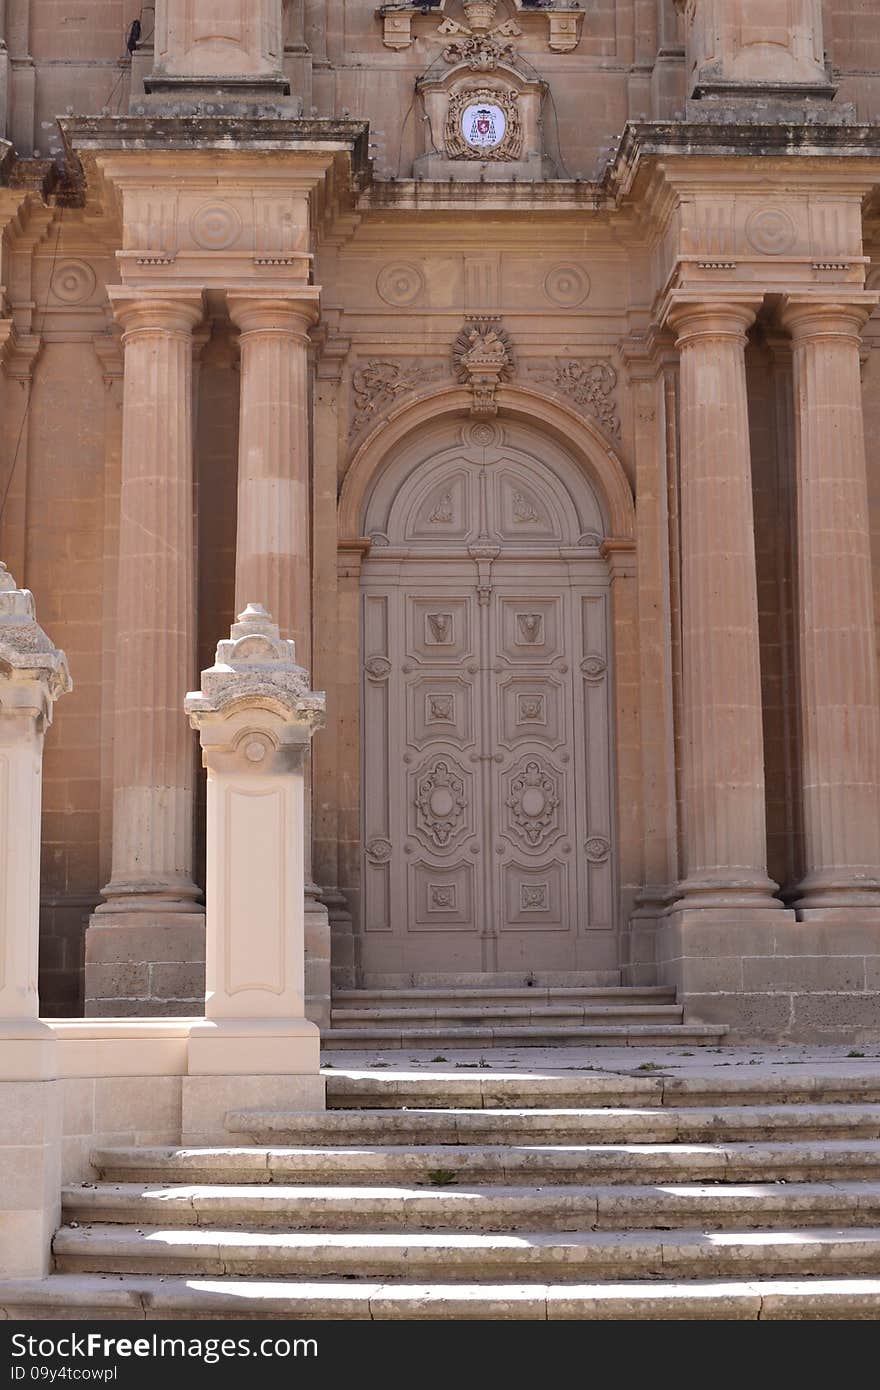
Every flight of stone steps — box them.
[3,1067,880,1318]
[325,974,728,1048]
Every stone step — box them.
[330,1005,685,1026]
[359,972,622,990]
[62,1180,880,1233]
[322,1023,728,1049]
[90,1139,880,1186]
[225,1103,880,1146]
[333,987,675,1008]
[325,1071,880,1110]
[51,1223,880,1281]
[5,1272,880,1320]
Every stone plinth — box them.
[0,564,70,1275]
[145,0,292,105]
[184,604,325,1141]
[659,908,880,1043]
[675,0,833,100]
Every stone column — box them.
[184,603,324,1141]
[229,291,318,653]
[87,289,205,1016]
[0,563,70,1275]
[228,289,329,1025]
[667,298,778,908]
[782,296,880,911]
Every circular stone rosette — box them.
[745,208,796,257]
[376,263,425,307]
[544,264,590,309]
[51,260,97,304]
[190,203,243,252]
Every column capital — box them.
[781,293,880,343]
[665,296,762,346]
[108,286,205,336]
[227,289,321,338]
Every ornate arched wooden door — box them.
[360,419,616,976]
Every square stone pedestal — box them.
[658,907,880,1042]
[183,1019,323,1144]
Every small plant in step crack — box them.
[848,1050,866,1058]
[430,1055,449,1063]
[425,1169,458,1187]
[636,1062,661,1072]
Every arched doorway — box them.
[358,415,618,977]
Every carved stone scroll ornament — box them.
[444,86,523,162]
[442,33,517,70]
[535,359,621,438]
[453,318,514,417]
[351,359,444,437]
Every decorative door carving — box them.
[361,425,615,975]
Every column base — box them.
[793,871,880,912]
[659,905,880,1042]
[85,912,206,1017]
[674,872,781,910]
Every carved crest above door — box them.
[410,1,555,181]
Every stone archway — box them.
[354,411,624,977]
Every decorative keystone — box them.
[0,562,72,719]
[185,603,325,728]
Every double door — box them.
[361,558,615,974]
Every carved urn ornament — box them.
[461,0,499,33]
[453,318,514,416]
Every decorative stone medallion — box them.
[51,259,97,304]
[745,208,797,257]
[377,262,425,307]
[445,87,522,161]
[191,203,242,251]
[543,264,590,309]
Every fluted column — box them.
[782,297,880,910]
[228,292,319,660]
[668,298,778,907]
[96,288,204,917]
[228,289,328,1021]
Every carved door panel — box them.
[488,571,613,970]
[362,570,486,973]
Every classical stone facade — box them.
[1,0,880,1040]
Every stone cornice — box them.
[59,115,370,178]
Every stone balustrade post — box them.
[782,296,880,913]
[0,562,70,1275]
[667,297,779,909]
[183,603,325,1141]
